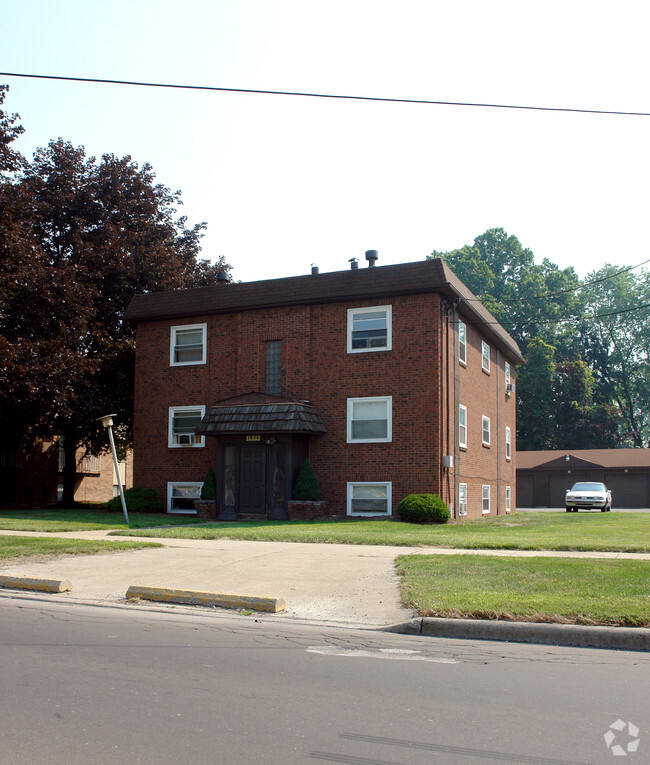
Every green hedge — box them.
[398,493,450,524]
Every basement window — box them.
[347,482,392,516]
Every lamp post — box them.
[98,414,129,525]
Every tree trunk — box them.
[61,429,78,506]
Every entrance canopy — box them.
[196,393,326,436]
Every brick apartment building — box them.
[125,257,523,520]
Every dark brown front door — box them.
[240,445,266,515]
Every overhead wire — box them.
[2,71,650,117]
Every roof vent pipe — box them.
[217,271,230,284]
[349,258,359,270]
[365,250,378,267]
[311,264,319,275]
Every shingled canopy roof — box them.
[196,393,326,436]
[126,259,524,364]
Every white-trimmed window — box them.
[458,405,467,449]
[167,482,202,514]
[170,324,207,366]
[505,361,511,392]
[347,397,392,442]
[458,321,467,365]
[482,484,491,514]
[481,340,491,372]
[458,483,468,516]
[347,482,392,516]
[169,406,206,448]
[505,486,511,513]
[482,415,491,446]
[347,305,392,353]
[505,426,511,461]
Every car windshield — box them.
[571,483,606,492]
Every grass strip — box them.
[108,513,650,552]
[0,536,161,562]
[0,508,203,532]
[396,554,650,627]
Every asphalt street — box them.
[1,599,647,765]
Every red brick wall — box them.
[455,320,517,518]
[133,292,517,518]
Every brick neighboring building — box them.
[125,257,523,520]
[0,438,132,505]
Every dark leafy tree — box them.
[0,91,231,502]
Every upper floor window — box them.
[505,426,511,460]
[505,361,511,391]
[170,324,207,366]
[481,340,491,373]
[458,404,467,449]
[265,340,282,395]
[347,305,392,353]
[458,321,467,365]
[347,396,392,442]
[169,405,206,448]
[482,415,491,446]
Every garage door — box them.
[605,473,649,508]
[516,475,533,507]
[549,472,595,508]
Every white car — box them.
[565,482,612,512]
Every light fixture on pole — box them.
[98,414,129,525]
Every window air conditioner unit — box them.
[177,434,195,445]
[506,383,515,395]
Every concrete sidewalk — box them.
[0,531,419,626]
[0,529,648,649]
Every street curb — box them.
[125,585,286,613]
[0,575,73,594]
[385,618,650,651]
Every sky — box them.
[2,0,649,284]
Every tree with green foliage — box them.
[0,87,232,502]
[431,227,643,448]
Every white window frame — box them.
[347,396,392,443]
[458,321,467,366]
[168,405,206,448]
[482,484,491,514]
[458,404,467,449]
[505,426,511,461]
[346,482,392,517]
[505,361,511,390]
[347,305,392,354]
[458,483,468,516]
[481,340,491,373]
[505,486,511,513]
[167,482,202,514]
[170,323,207,367]
[482,415,491,446]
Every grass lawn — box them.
[108,512,650,552]
[396,554,650,627]
[0,507,204,533]
[0,535,161,563]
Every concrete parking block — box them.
[125,584,286,612]
[0,575,72,593]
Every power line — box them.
[2,71,650,117]
[456,257,650,306]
